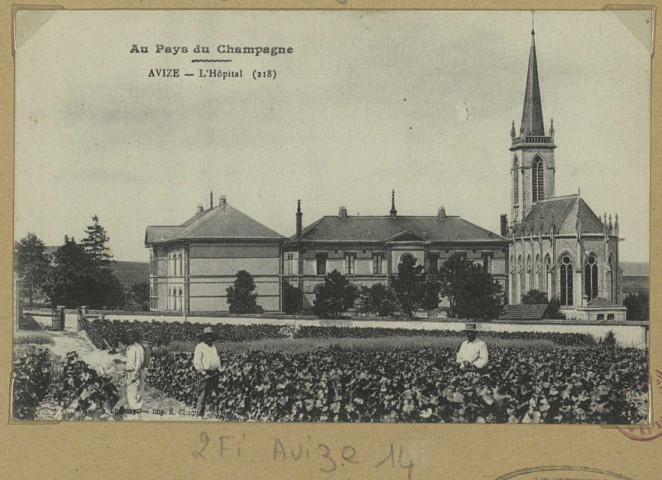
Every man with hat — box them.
[193,326,222,418]
[456,322,488,370]
[114,329,146,412]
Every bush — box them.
[623,292,649,321]
[226,270,260,314]
[312,270,358,318]
[282,281,303,314]
[12,348,52,420]
[355,284,400,317]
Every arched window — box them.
[526,255,532,293]
[535,254,541,290]
[510,255,516,301]
[584,255,599,300]
[532,156,544,202]
[543,254,552,294]
[559,255,573,306]
[513,157,519,206]
[608,254,615,301]
[178,254,183,276]
[518,255,524,300]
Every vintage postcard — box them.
[4,5,659,480]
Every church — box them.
[503,30,625,321]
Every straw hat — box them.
[464,323,479,332]
[200,326,216,340]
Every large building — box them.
[284,194,509,312]
[504,30,624,320]
[145,194,285,313]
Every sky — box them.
[14,10,651,263]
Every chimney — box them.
[500,214,508,237]
[389,190,397,218]
[219,195,227,208]
[209,190,214,209]
[197,204,204,214]
[438,206,447,220]
[296,200,303,238]
[339,206,348,220]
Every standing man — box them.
[114,329,146,413]
[456,323,489,370]
[193,327,222,418]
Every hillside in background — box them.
[112,261,149,290]
[621,262,649,295]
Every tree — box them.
[14,233,51,306]
[391,255,430,317]
[42,236,125,310]
[282,281,303,314]
[44,237,97,308]
[125,282,150,311]
[355,284,400,317]
[81,215,113,269]
[521,289,548,304]
[438,253,503,319]
[623,292,649,320]
[312,270,358,318]
[226,270,260,314]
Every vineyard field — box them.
[147,344,648,424]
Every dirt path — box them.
[32,330,212,421]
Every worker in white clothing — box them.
[114,329,146,413]
[456,323,488,370]
[193,327,222,418]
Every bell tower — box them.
[510,29,556,223]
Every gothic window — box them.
[513,157,520,206]
[518,255,525,299]
[526,255,532,293]
[510,255,516,299]
[532,156,544,202]
[608,254,615,301]
[543,254,551,294]
[535,254,541,289]
[584,255,599,300]
[560,255,573,306]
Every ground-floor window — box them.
[560,255,573,306]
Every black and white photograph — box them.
[12,9,651,424]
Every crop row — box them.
[12,348,119,421]
[146,345,647,424]
[84,318,596,348]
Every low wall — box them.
[93,311,649,349]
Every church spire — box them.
[520,29,545,136]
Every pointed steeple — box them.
[520,30,545,136]
[390,190,397,218]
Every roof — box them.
[145,204,285,245]
[288,215,507,244]
[520,32,545,136]
[586,297,624,308]
[499,304,549,320]
[513,194,606,237]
